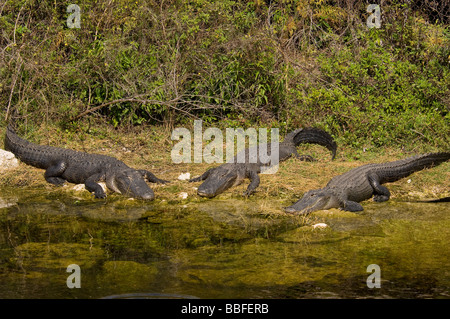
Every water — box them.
[0,187,449,299]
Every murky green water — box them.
[0,187,449,299]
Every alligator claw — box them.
[243,190,254,197]
[94,193,107,199]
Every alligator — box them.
[4,125,169,200]
[189,127,337,198]
[284,152,450,214]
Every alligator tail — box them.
[380,152,450,183]
[421,197,450,203]
[289,127,337,160]
[4,124,54,169]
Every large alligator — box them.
[4,125,168,200]
[284,152,450,214]
[189,127,337,197]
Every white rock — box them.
[178,172,191,180]
[0,149,19,170]
[312,223,328,229]
[73,182,107,193]
[178,192,188,199]
[73,184,86,192]
[0,197,17,208]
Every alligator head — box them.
[197,168,241,198]
[284,188,340,215]
[108,169,155,200]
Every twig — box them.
[71,95,192,120]
[5,56,23,121]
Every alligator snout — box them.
[197,189,216,198]
[284,206,298,214]
[138,192,155,200]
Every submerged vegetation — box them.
[0,1,449,300]
[0,0,448,149]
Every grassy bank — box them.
[1,123,448,208]
[1,1,448,201]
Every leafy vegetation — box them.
[0,0,449,149]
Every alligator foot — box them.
[341,200,364,212]
[45,176,66,185]
[139,170,170,184]
[243,190,254,197]
[189,168,212,183]
[373,195,390,202]
[297,155,316,162]
[93,190,107,199]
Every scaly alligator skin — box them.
[4,125,168,200]
[189,127,337,198]
[285,152,450,214]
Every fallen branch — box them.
[71,95,193,120]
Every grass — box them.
[1,122,448,209]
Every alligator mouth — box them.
[114,169,156,200]
[284,205,312,215]
[284,206,300,214]
[197,190,217,198]
[136,192,155,200]
[284,189,331,215]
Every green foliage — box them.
[0,0,448,149]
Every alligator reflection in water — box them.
[0,187,449,298]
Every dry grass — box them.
[1,125,449,204]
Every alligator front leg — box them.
[138,170,170,184]
[85,173,107,199]
[243,170,260,196]
[189,168,212,182]
[44,161,67,185]
[341,200,364,212]
[368,173,391,202]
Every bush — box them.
[0,0,448,149]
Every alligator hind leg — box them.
[44,162,67,185]
[368,173,391,202]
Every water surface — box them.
[0,187,449,299]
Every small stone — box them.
[73,182,106,193]
[178,192,188,199]
[73,184,86,192]
[178,172,191,181]
[312,223,328,229]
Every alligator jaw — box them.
[112,169,155,200]
[196,169,240,198]
[284,189,337,215]
[197,189,217,198]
